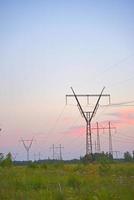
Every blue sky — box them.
[0,0,134,160]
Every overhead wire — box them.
[38,104,67,144]
[102,53,134,73]
[93,53,134,88]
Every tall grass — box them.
[0,163,134,199]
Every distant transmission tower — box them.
[56,144,64,160]
[50,144,55,160]
[34,153,36,161]
[94,141,97,153]
[108,121,113,155]
[38,152,41,160]
[92,122,102,153]
[20,138,34,161]
[100,121,116,154]
[92,121,116,154]
[96,122,101,153]
[12,153,18,161]
[66,87,110,158]
[113,151,120,159]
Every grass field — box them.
[0,162,134,200]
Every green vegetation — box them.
[0,161,134,200]
[0,152,13,167]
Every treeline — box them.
[81,151,134,163]
[0,151,134,167]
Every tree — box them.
[108,153,113,161]
[124,151,132,162]
[0,152,13,167]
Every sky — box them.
[0,0,134,160]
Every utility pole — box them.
[66,87,110,158]
[56,144,64,160]
[50,144,55,160]
[20,138,34,161]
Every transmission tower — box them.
[96,122,101,153]
[113,151,120,159]
[20,138,34,161]
[34,153,36,161]
[92,123,102,153]
[92,122,102,153]
[66,87,110,158]
[56,144,64,160]
[94,141,97,153]
[99,121,116,154]
[50,144,55,160]
[92,121,116,154]
[38,152,41,160]
[12,153,18,161]
[108,121,113,155]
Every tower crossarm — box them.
[70,87,88,123]
[89,87,105,122]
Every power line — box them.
[44,104,66,141]
[100,100,134,107]
[96,53,134,86]
[103,53,134,73]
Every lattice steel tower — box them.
[66,87,110,157]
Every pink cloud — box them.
[107,108,134,128]
[63,126,85,136]
[61,109,134,136]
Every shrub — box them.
[0,152,13,167]
[124,151,133,162]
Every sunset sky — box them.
[0,0,134,160]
